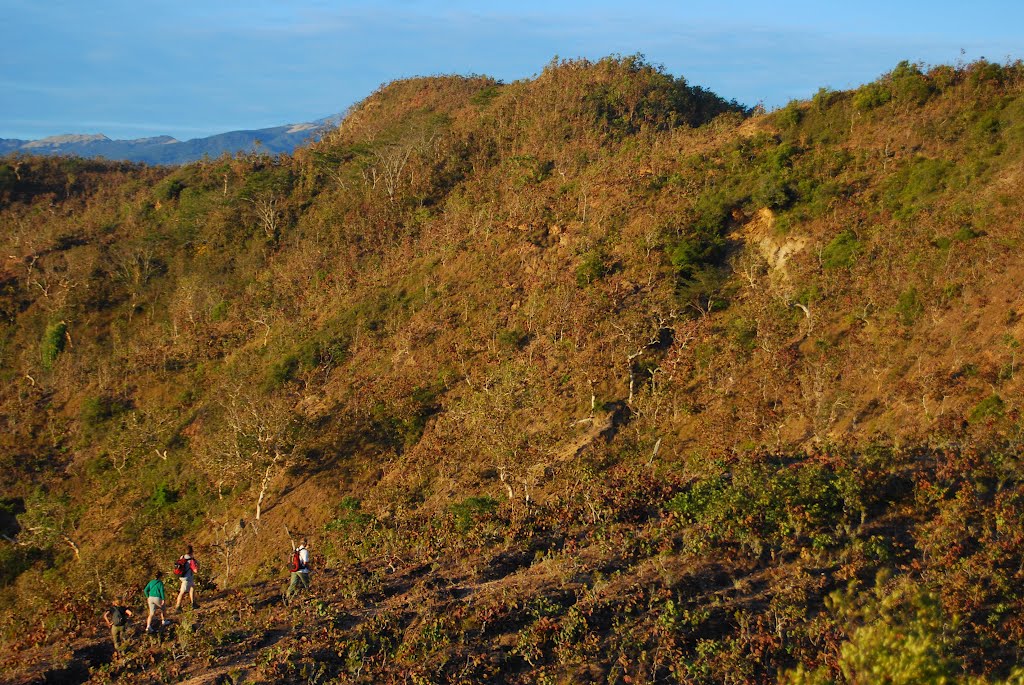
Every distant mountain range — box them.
[0,115,341,165]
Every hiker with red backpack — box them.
[284,537,311,604]
[173,544,199,611]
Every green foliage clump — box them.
[0,164,18,195]
[837,585,959,684]
[511,155,554,185]
[210,300,229,321]
[853,82,892,112]
[576,248,610,286]
[884,157,954,219]
[366,384,443,454]
[775,101,803,129]
[265,353,300,390]
[497,329,530,350]
[726,316,757,352]
[149,482,180,508]
[80,395,129,428]
[821,230,861,270]
[450,496,499,532]
[969,394,1005,423]
[470,85,502,108]
[0,545,47,588]
[811,87,841,112]
[154,177,186,202]
[40,321,68,370]
[326,497,374,532]
[896,287,924,325]
[665,460,852,554]
[889,60,935,106]
[752,173,793,210]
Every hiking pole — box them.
[284,525,295,551]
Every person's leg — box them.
[146,601,154,631]
[286,572,299,601]
[299,572,310,592]
[175,579,186,609]
[112,624,122,651]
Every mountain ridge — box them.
[0,115,342,164]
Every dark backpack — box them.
[173,557,189,577]
[111,606,127,627]
[288,550,302,573]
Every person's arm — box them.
[103,610,111,627]
[125,608,133,617]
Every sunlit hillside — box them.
[2,56,1024,683]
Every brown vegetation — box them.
[2,55,1024,682]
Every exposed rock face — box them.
[742,207,807,282]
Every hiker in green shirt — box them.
[144,570,166,634]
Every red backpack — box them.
[288,550,302,572]
[173,556,190,576]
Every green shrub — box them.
[951,226,982,242]
[853,82,892,112]
[889,60,934,106]
[210,300,229,321]
[0,164,17,194]
[896,287,924,325]
[726,317,758,352]
[675,264,731,313]
[752,174,793,210]
[821,230,861,269]
[80,395,128,427]
[775,101,803,129]
[969,394,1005,422]
[884,157,954,218]
[576,248,609,286]
[666,460,848,553]
[811,87,840,112]
[150,482,180,508]
[40,321,68,370]
[367,392,438,454]
[497,329,530,350]
[0,545,47,588]
[266,354,300,390]
[450,496,499,532]
[838,587,959,684]
[666,475,728,523]
[967,60,1006,89]
[154,177,186,202]
[326,497,373,531]
[471,85,502,107]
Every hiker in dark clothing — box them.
[144,570,166,633]
[285,537,311,604]
[103,597,133,652]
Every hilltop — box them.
[2,55,1024,683]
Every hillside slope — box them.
[2,56,1024,683]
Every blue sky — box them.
[1,0,1021,141]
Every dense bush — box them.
[39,321,67,370]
